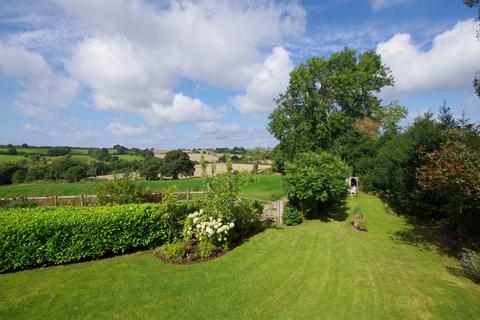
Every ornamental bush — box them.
[96,174,149,205]
[156,240,189,262]
[0,202,197,273]
[181,155,260,256]
[183,209,235,250]
[284,151,351,217]
[282,204,302,226]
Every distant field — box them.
[0,154,97,163]
[0,148,50,154]
[0,153,141,164]
[116,154,143,161]
[0,155,29,164]
[0,175,283,200]
[47,155,97,162]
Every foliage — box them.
[63,165,87,182]
[4,148,17,155]
[198,239,218,258]
[182,155,260,255]
[46,147,71,156]
[113,144,128,155]
[11,169,27,184]
[417,139,480,234]
[201,156,251,220]
[139,157,163,180]
[354,117,380,139]
[243,147,272,163]
[328,128,380,176]
[230,199,264,241]
[268,48,394,163]
[160,150,195,179]
[0,163,24,185]
[96,175,149,205]
[376,101,408,131]
[88,148,111,161]
[282,204,302,225]
[459,248,480,282]
[0,202,197,272]
[283,152,351,216]
[156,240,189,262]
[362,114,446,215]
[161,185,183,243]
[183,209,235,250]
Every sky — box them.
[0,0,479,149]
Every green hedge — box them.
[0,203,197,273]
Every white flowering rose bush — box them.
[184,209,235,249]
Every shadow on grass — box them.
[446,266,480,284]
[389,217,462,258]
[304,200,349,222]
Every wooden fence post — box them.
[54,196,58,207]
[186,191,190,201]
[276,199,285,225]
[80,195,84,207]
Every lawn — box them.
[0,175,284,201]
[1,193,478,319]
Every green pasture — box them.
[0,175,284,201]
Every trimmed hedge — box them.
[0,203,197,273]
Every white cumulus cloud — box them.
[377,19,480,99]
[59,0,305,125]
[0,42,78,118]
[140,93,221,126]
[232,46,293,116]
[106,122,147,137]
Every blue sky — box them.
[0,0,479,148]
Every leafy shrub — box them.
[231,199,263,241]
[0,163,24,185]
[63,165,87,182]
[156,241,189,262]
[11,169,27,184]
[0,202,197,272]
[198,240,218,258]
[284,151,351,217]
[282,205,302,225]
[46,147,71,156]
[25,165,46,181]
[182,156,260,257]
[459,249,480,282]
[183,209,235,250]
[96,175,149,205]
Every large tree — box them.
[268,48,395,170]
[160,150,195,179]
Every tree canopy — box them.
[268,48,399,170]
[160,150,195,179]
